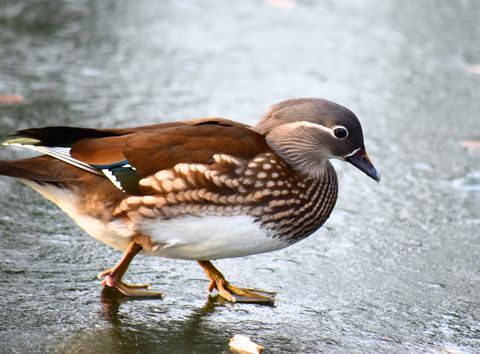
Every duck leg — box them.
[98,241,163,298]
[197,260,275,304]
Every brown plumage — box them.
[0,98,379,303]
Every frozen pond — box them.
[0,0,479,352]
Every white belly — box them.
[22,180,290,260]
[140,215,290,260]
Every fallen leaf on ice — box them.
[461,140,480,149]
[0,94,24,105]
[264,0,296,10]
[467,65,480,74]
[229,334,264,354]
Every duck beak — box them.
[345,147,381,182]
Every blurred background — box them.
[0,0,479,353]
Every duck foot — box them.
[98,268,163,298]
[98,241,163,299]
[198,260,276,304]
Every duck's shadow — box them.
[56,287,269,353]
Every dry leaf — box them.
[467,65,480,74]
[461,140,480,149]
[229,334,264,354]
[0,94,24,105]
[264,0,296,10]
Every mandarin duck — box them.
[0,98,380,303]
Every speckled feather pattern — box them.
[115,152,338,243]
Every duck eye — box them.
[333,126,349,139]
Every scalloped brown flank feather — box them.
[115,152,337,244]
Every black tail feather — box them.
[9,126,123,147]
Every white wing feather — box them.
[2,142,102,175]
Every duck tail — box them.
[0,157,64,182]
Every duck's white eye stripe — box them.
[292,121,333,133]
[285,121,349,139]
